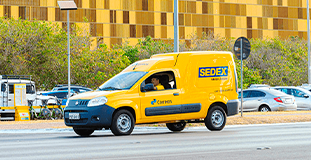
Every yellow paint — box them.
[47,0,55,7]
[196,1,202,14]
[110,0,121,10]
[213,3,219,14]
[252,17,258,29]
[82,0,90,8]
[103,24,110,37]
[214,15,220,28]
[298,20,307,31]
[129,11,136,24]
[11,6,19,19]
[268,18,273,30]
[0,6,3,17]
[167,26,174,38]
[167,13,173,26]
[154,26,161,38]
[231,29,241,38]
[282,0,287,6]
[48,8,55,21]
[154,0,161,11]
[96,0,104,9]
[154,12,161,25]
[69,51,238,124]
[214,28,225,37]
[40,0,47,6]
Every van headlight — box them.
[87,96,108,107]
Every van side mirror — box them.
[1,83,6,92]
[304,94,309,98]
[142,83,154,92]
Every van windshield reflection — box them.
[98,71,147,91]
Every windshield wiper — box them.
[98,87,122,91]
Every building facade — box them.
[0,0,310,47]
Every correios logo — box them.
[151,99,157,105]
[151,99,172,105]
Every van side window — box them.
[141,71,177,91]
[9,85,14,94]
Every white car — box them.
[239,88,297,112]
[272,86,311,110]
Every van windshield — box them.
[98,71,147,91]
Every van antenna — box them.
[173,54,180,66]
[133,63,138,70]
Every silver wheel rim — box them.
[117,114,131,133]
[261,107,269,112]
[211,110,224,128]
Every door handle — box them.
[258,99,262,101]
[173,93,179,96]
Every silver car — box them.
[239,88,297,112]
[272,86,311,110]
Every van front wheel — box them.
[111,110,135,136]
[73,128,94,137]
[205,106,226,131]
[166,122,186,132]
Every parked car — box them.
[272,86,311,110]
[239,88,297,112]
[52,85,92,94]
[299,84,311,92]
[248,84,270,89]
[41,90,75,105]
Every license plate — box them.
[285,98,292,103]
[69,113,80,120]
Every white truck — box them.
[0,75,43,120]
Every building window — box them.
[142,0,148,11]
[4,6,11,18]
[161,13,166,25]
[110,10,116,23]
[130,25,136,38]
[19,6,26,19]
[123,11,129,24]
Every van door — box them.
[139,71,182,123]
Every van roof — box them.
[0,79,35,84]
[122,51,234,72]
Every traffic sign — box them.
[234,37,251,60]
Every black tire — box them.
[205,106,226,131]
[41,108,52,120]
[259,105,271,112]
[110,110,135,136]
[53,108,63,119]
[73,128,94,137]
[166,122,186,132]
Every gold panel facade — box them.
[0,0,310,47]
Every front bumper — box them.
[64,99,115,128]
[270,103,297,111]
[226,99,240,116]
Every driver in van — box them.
[151,76,164,91]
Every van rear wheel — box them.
[166,122,186,132]
[111,110,135,136]
[73,128,94,137]
[205,106,226,131]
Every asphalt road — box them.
[1,122,311,160]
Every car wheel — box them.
[110,110,135,136]
[205,106,226,131]
[73,128,94,137]
[41,108,52,120]
[259,105,271,112]
[53,108,63,119]
[166,122,186,132]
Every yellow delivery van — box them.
[64,51,239,136]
